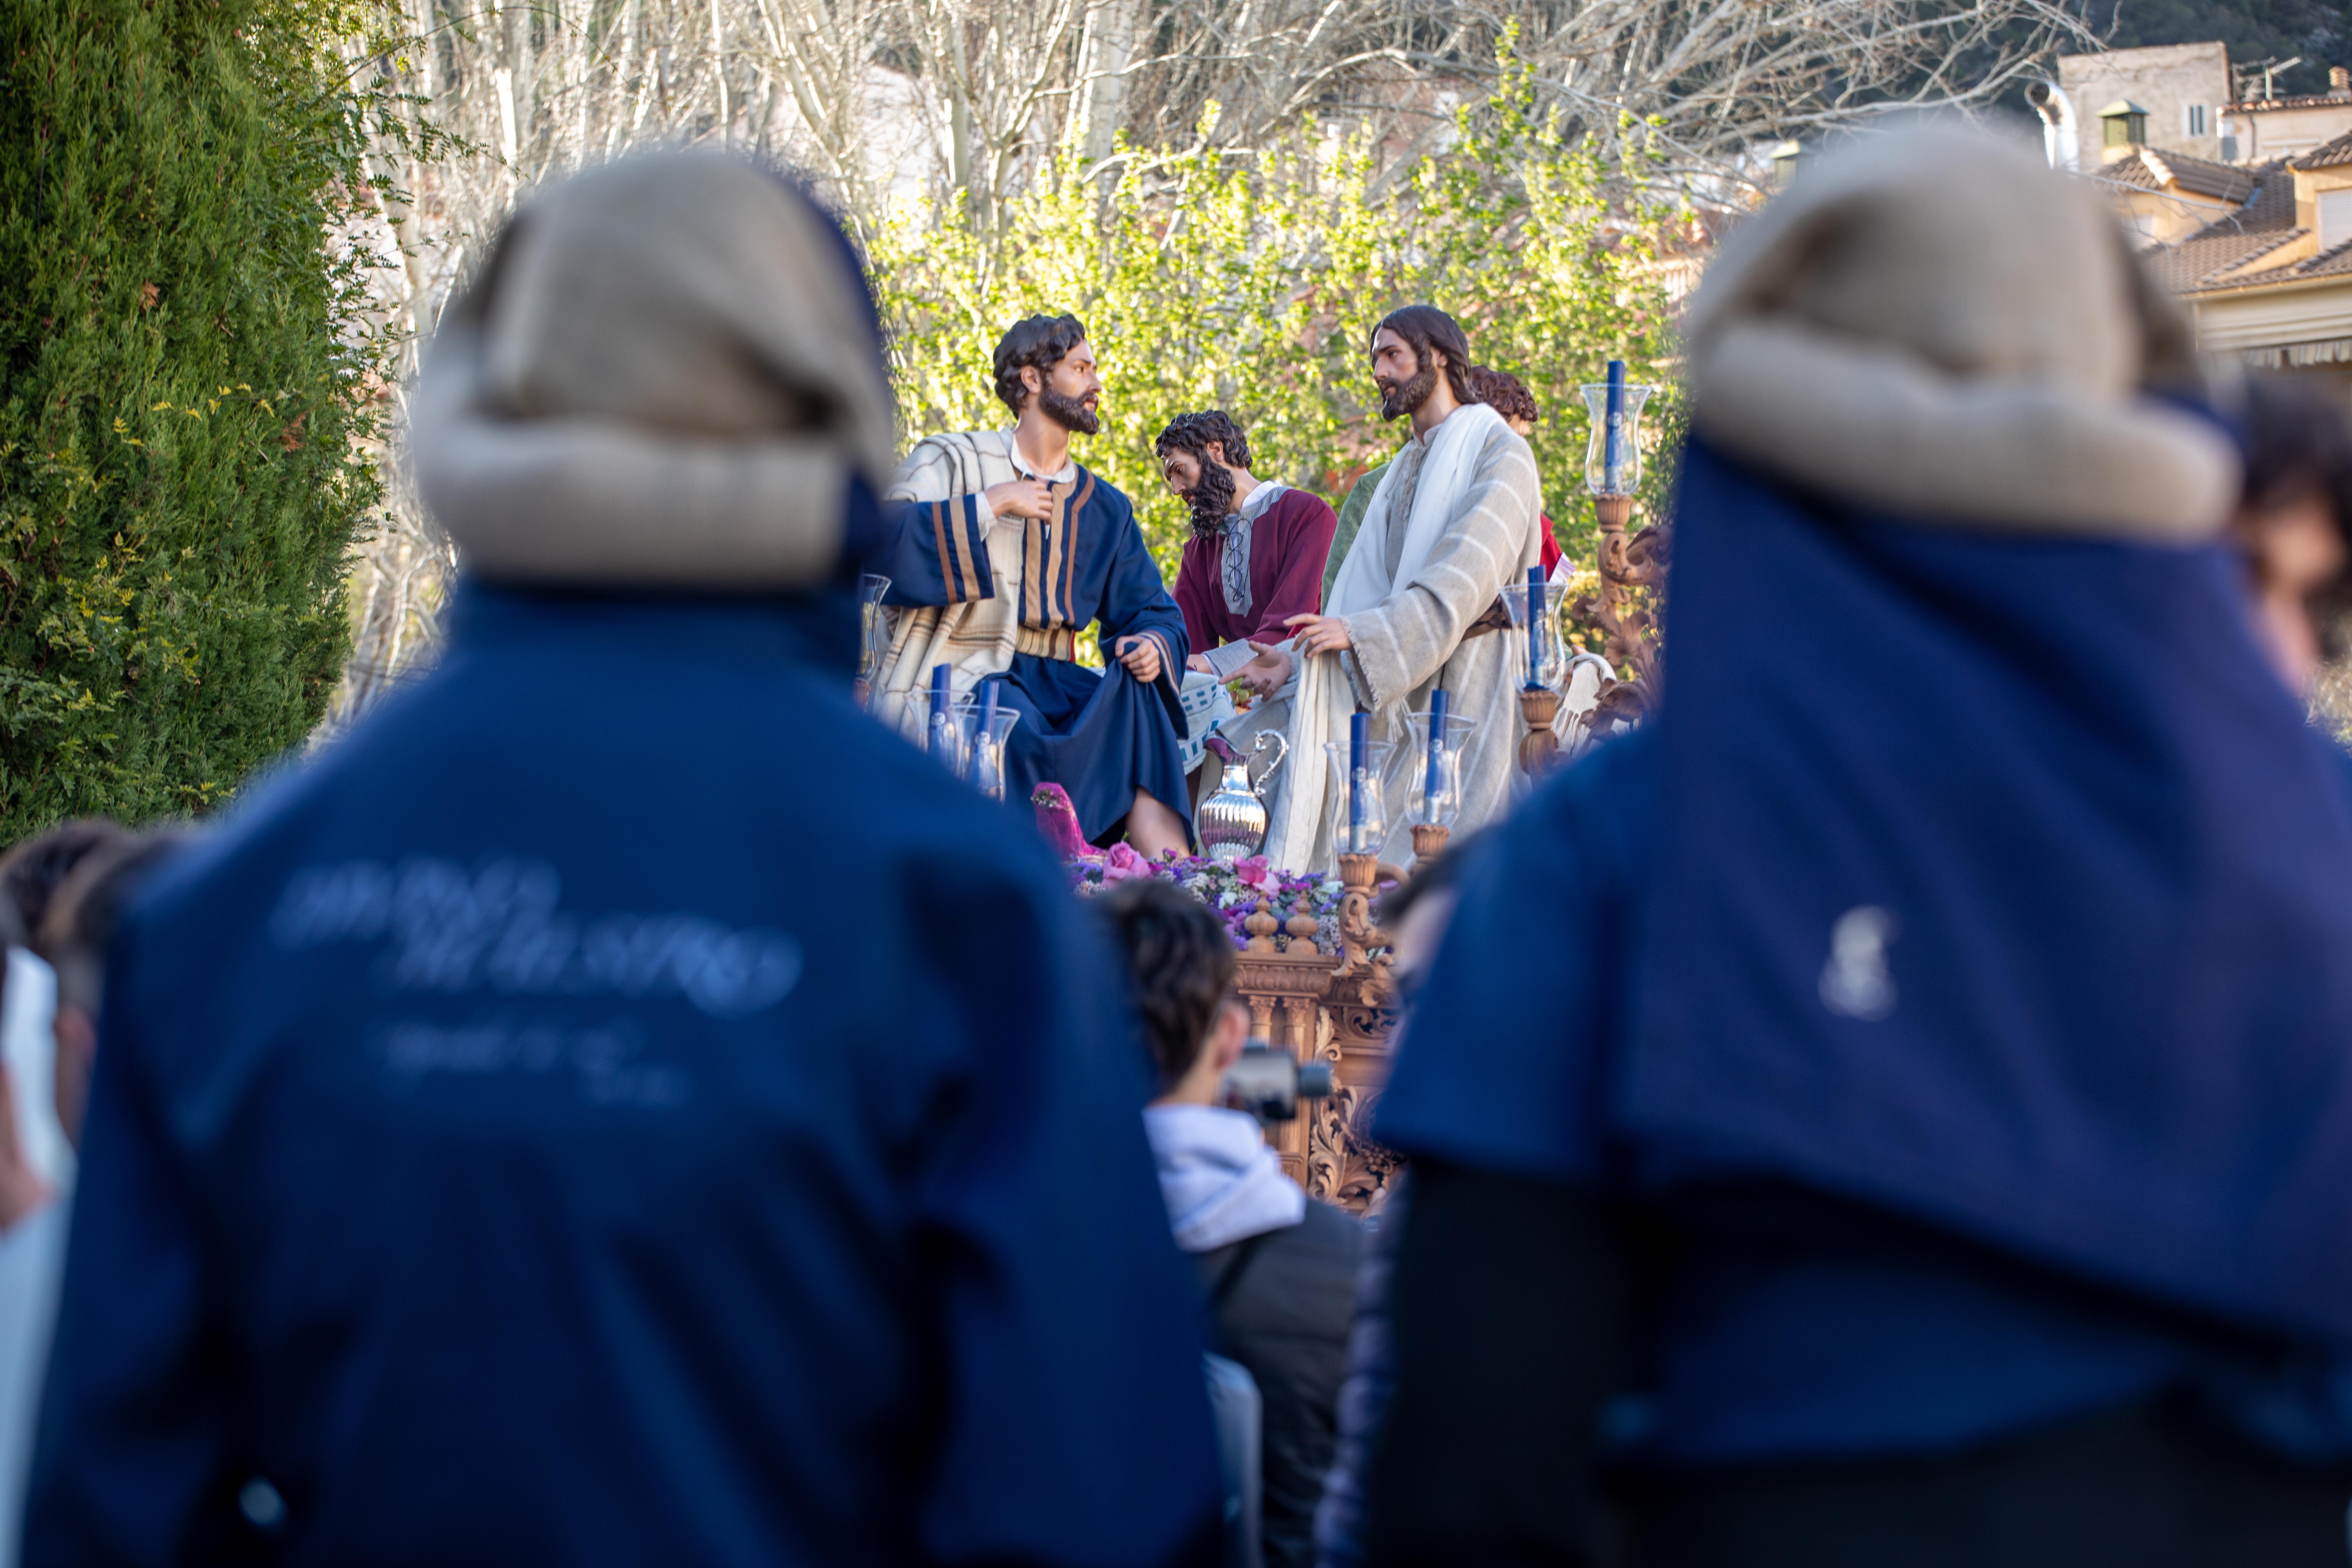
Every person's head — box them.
[2229,376,2352,692]
[1376,839,1478,998]
[1466,365,1541,438]
[1154,411,1254,537]
[0,819,133,944]
[1369,305,1475,422]
[413,152,894,594]
[993,313,1102,435]
[38,833,180,1149]
[1095,878,1248,1104]
[1679,124,2234,542]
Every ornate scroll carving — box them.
[1570,492,1671,729]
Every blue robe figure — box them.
[873,429,1192,847]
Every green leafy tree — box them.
[868,34,1685,593]
[0,0,396,831]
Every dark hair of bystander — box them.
[1094,877,1239,1093]
[2234,376,2352,656]
[0,820,133,947]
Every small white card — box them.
[1201,639,1263,681]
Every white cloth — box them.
[1231,404,1544,872]
[2,952,65,1192]
[0,1196,67,1568]
[1143,1103,1306,1253]
[1326,405,1504,619]
[1178,669,1238,774]
[869,430,1081,743]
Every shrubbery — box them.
[868,40,1687,580]
[0,0,388,833]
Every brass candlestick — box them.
[1410,822,1451,862]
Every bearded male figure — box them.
[1224,305,1546,871]
[1156,412,1338,784]
[870,313,1193,858]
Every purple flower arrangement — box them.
[1070,847,1343,953]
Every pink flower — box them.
[1102,842,1150,881]
[1236,855,1272,887]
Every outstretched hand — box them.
[1115,635,1163,684]
[1237,641,1293,698]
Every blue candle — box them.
[1423,687,1447,811]
[1525,565,1545,691]
[1349,710,1368,849]
[929,664,952,759]
[1603,358,1627,494]
[980,680,999,735]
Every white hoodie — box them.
[1142,1103,1306,1254]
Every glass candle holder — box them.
[857,573,892,702]
[1580,364,1656,497]
[1405,710,1478,828]
[927,683,965,777]
[954,692,1022,803]
[1323,738,1395,855]
[1502,580,1574,692]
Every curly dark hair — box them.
[992,313,1088,416]
[1094,877,1238,1092]
[1153,410,1254,474]
[1465,365,1540,426]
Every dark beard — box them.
[1039,385,1101,435]
[1184,460,1237,538]
[1377,364,1436,421]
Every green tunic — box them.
[1322,457,1392,604]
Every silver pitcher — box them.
[1197,732,1288,863]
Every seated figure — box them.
[871,314,1193,858]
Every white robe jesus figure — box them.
[1222,308,1547,873]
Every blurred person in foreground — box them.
[1365,126,2352,1567]
[2226,375,2352,696]
[1310,849,1469,1568]
[0,834,177,1567]
[1097,879,1362,1568]
[23,153,1220,1568]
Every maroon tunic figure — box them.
[1174,484,1340,659]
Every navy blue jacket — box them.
[25,584,1221,1567]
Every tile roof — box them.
[2226,92,2352,113]
[2139,161,2307,293]
[2104,146,2259,202]
[2294,130,2352,170]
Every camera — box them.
[1221,1040,1333,1122]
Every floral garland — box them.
[1070,845,1343,953]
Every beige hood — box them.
[1684,124,2236,542]
[413,152,896,589]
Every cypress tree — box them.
[0,0,384,832]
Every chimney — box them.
[2334,65,2350,96]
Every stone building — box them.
[2056,42,2232,166]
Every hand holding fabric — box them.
[983,478,1055,520]
[1284,612,1353,659]
[1116,634,1163,684]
